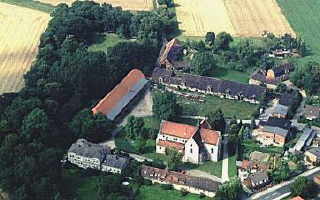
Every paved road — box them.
[247,167,320,200]
[221,136,229,182]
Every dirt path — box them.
[186,169,223,183]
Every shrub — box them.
[160,184,173,190]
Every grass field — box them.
[228,155,237,178]
[0,0,54,13]
[138,184,211,200]
[0,3,50,94]
[38,0,153,10]
[174,0,235,36]
[213,68,249,84]
[88,34,130,52]
[277,0,320,63]
[179,96,258,119]
[225,0,295,37]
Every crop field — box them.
[38,0,153,11]
[175,0,294,37]
[174,0,235,36]
[0,3,50,94]
[225,0,295,37]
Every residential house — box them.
[92,69,149,120]
[304,147,320,166]
[158,38,184,70]
[254,117,291,146]
[152,67,266,104]
[249,63,294,89]
[270,103,289,118]
[303,105,320,120]
[156,120,221,164]
[140,165,220,197]
[243,171,270,191]
[290,196,304,200]
[68,139,129,174]
[290,128,316,153]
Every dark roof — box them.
[102,154,129,170]
[68,139,110,161]
[307,147,320,158]
[153,67,266,100]
[260,117,291,130]
[250,70,279,85]
[263,126,289,137]
[248,172,269,185]
[272,63,294,77]
[279,93,296,106]
[140,165,220,192]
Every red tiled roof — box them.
[92,69,145,116]
[241,160,250,169]
[291,196,304,200]
[160,120,198,139]
[157,140,185,151]
[200,128,220,145]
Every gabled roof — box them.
[159,120,220,145]
[92,69,148,120]
[157,140,185,151]
[272,63,294,77]
[260,117,291,130]
[272,104,289,116]
[152,67,266,100]
[250,69,280,85]
[306,147,320,158]
[200,128,220,145]
[159,38,182,64]
[68,139,110,161]
[160,120,198,139]
[263,126,288,137]
[102,154,129,170]
[248,171,269,185]
[304,105,320,119]
[291,196,304,200]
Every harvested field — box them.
[225,0,295,37]
[38,0,153,11]
[0,3,50,94]
[174,0,235,36]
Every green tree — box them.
[191,51,216,76]
[166,148,183,170]
[215,178,242,200]
[69,108,115,143]
[207,109,226,133]
[152,91,178,120]
[215,32,233,50]
[125,116,145,139]
[290,176,310,198]
[205,32,215,46]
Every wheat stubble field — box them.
[0,3,50,94]
[38,0,153,11]
[174,0,235,37]
[175,0,295,37]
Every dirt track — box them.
[0,3,50,94]
[38,0,153,11]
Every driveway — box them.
[221,136,229,182]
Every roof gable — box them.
[160,120,198,139]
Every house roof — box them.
[263,126,289,137]
[250,69,279,85]
[160,120,198,139]
[248,171,269,185]
[68,139,110,161]
[153,67,266,100]
[290,196,304,200]
[272,63,294,77]
[92,69,148,120]
[260,117,291,130]
[293,128,315,152]
[157,140,185,151]
[159,120,220,145]
[159,39,182,64]
[140,165,220,192]
[306,147,320,158]
[304,105,320,119]
[102,154,129,170]
[241,160,251,169]
[272,104,289,116]
[200,128,220,145]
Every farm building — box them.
[92,69,149,120]
[290,128,316,153]
[140,165,220,197]
[152,67,266,104]
[158,38,184,70]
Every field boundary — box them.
[0,0,54,13]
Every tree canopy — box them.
[152,91,179,120]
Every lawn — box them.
[213,68,250,84]
[88,33,132,52]
[190,161,223,178]
[115,134,156,154]
[137,184,211,200]
[228,155,237,178]
[0,0,54,13]
[241,139,284,159]
[277,0,320,63]
[179,95,258,119]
